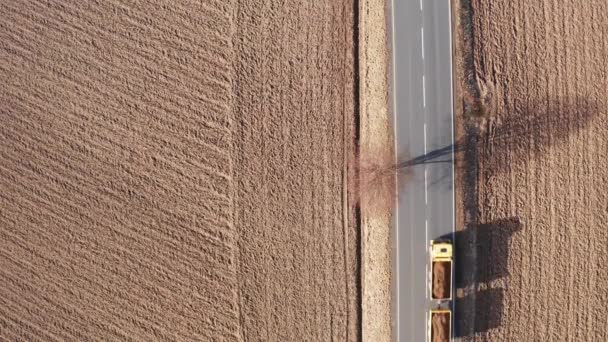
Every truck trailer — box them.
[429,309,451,342]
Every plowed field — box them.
[454,0,608,340]
[0,1,359,340]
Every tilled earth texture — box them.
[0,1,359,341]
[454,0,608,341]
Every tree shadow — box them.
[457,97,598,337]
[405,96,599,336]
[397,98,598,173]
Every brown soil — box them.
[432,261,451,300]
[233,0,359,340]
[454,0,608,340]
[0,1,360,341]
[358,0,393,341]
[432,312,450,342]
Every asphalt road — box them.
[390,0,455,341]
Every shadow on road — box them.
[458,94,598,335]
[454,95,599,337]
[397,96,598,172]
[413,95,599,337]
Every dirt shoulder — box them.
[454,0,608,340]
[358,0,394,341]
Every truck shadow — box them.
[432,218,518,337]
[454,287,504,337]
[436,217,521,289]
[455,95,598,338]
[455,217,522,286]
[416,96,599,337]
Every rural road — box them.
[390,0,455,341]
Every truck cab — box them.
[430,240,453,301]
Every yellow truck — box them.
[430,240,453,300]
[429,309,451,342]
